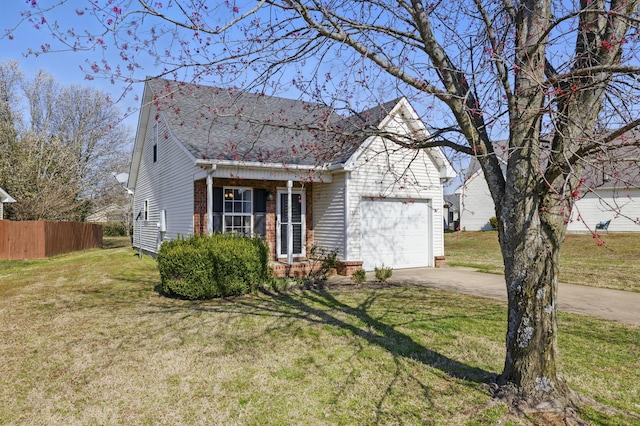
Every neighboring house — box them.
[0,187,16,220]
[86,204,129,223]
[454,142,640,232]
[567,145,640,232]
[128,78,455,274]
[443,193,460,231]
[455,158,506,231]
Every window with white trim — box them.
[223,188,252,235]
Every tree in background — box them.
[0,60,130,220]
[7,0,640,418]
[1,131,82,220]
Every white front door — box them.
[276,189,306,258]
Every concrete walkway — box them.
[329,267,640,326]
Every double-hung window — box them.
[223,188,252,235]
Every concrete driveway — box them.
[330,267,640,326]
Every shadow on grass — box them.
[168,286,495,385]
[101,236,133,250]
[273,289,493,383]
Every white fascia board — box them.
[198,159,332,182]
[127,82,153,191]
[0,187,15,203]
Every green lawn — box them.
[0,238,638,425]
[445,231,640,292]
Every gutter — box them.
[195,158,328,171]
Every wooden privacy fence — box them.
[0,221,103,260]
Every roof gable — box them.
[0,187,15,203]
[344,97,455,178]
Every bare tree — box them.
[21,70,130,200]
[0,62,131,220]
[8,0,640,415]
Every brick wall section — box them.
[193,178,314,262]
[336,261,364,276]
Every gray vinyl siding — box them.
[312,173,347,258]
[133,114,199,254]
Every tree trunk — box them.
[496,194,577,411]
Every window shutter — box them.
[254,189,267,237]
[213,187,223,232]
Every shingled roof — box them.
[147,78,402,166]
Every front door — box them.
[276,189,305,258]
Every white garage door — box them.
[360,199,431,271]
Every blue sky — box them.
[0,2,146,133]
[0,1,466,191]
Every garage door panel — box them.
[360,199,430,271]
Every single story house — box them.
[128,78,455,275]
[454,142,640,232]
[0,187,15,220]
[443,193,460,231]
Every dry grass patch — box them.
[445,232,640,292]
[1,239,639,425]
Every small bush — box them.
[101,222,128,236]
[157,233,270,299]
[374,264,393,282]
[489,216,499,230]
[309,245,341,280]
[351,269,366,285]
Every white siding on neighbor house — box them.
[312,173,347,258]
[347,131,446,265]
[568,189,640,232]
[133,115,201,254]
[457,171,496,231]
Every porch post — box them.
[206,172,214,235]
[287,180,293,265]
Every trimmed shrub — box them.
[101,221,128,236]
[351,269,366,285]
[374,264,393,282]
[157,233,270,299]
[489,216,499,230]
